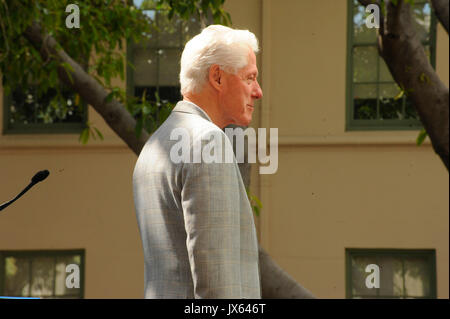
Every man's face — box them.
[219,50,263,127]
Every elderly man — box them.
[132,25,262,299]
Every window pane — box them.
[404,257,431,297]
[353,3,377,43]
[159,49,181,86]
[4,257,30,296]
[30,257,55,297]
[135,86,157,102]
[353,46,378,83]
[158,86,181,103]
[405,98,420,120]
[378,257,404,297]
[354,98,377,120]
[134,33,157,50]
[354,84,377,119]
[379,83,403,120]
[348,250,435,299]
[133,48,158,87]
[8,88,83,125]
[379,57,394,82]
[354,83,377,99]
[351,256,378,297]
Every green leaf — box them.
[225,12,232,26]
[90,128,97,140]
[416,129,427,146]
[201,0,209,13]
[105,92,115,103]
[252,195,262,209]
[141,88,148,103]
[168,8,175,20]
[60,62,74,84]
[135,117,144,138]
[246,187,262,217]
[419,72,430,84]
[74,94,80,106]
[94,127,104,140]
[142,105,151,115]
[79,127,90,145]
[212,0,222,9]
[394,88,404,100]
[253,205,260,217]
[131,106,142,116]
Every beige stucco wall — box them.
[0,0,448,298]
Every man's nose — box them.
[253,80,263,99]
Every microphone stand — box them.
[0,170,50,212]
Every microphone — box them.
[0,170,50,212]
[31,170,50,184]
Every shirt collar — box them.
[172,100,213,123]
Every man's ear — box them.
[209,64,222,91]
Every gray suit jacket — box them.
[132,101,261,298]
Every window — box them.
[2,85,87,135]
[0,250,84,299]
[127,1,202,105]
[346,0,437,130]
[346,249,437,298]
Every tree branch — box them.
[23,21,149,156]
[380,0,449,170]
[431,0,449,34]
[259,246,315,298]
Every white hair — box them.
[180,25,259,96]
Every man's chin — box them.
[237,118,252,127]
[228,114,252,128]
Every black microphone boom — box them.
[0,170,50,212]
